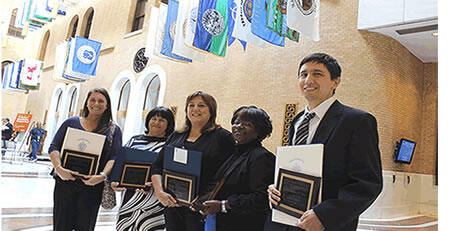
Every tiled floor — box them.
[1,153,437,231]
[1,154,118,231]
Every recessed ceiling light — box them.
[432,32,438,37]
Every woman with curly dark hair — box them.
[200,106,275,231]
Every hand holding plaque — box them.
[60,128,106,176]
[110,147,159,189]
[61,149,99,176]
[274,168,321,218]
[119,162,151,189]
[163,170,197,206]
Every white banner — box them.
[287,0,320,41]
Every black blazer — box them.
[265,100,383,231]
[214,141,275,231]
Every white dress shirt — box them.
[292,97,336,144]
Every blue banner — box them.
[161,0,192,63]
[251,0,285,47]
[227,0,246,50]
[69,36,102,76]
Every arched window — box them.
[131,0,147,32]
[7,8,23,38]
[55,90,63,118]
[67,88,77,118]
[81,8,94,38]
[67,15,79,39]
[43,86,66,153]
[117,80,131,132]
[139,75,160,132]
[2,61,14,85]
[38,30,50,61]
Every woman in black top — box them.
[49,88,122,231]
[151,91,234,231]
[201,106,275,231]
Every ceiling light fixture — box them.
[432,32,438,37]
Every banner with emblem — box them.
[145,4,177,63]
[193,0,229,57]
[287,0,319,41]
[231,0,265,47]
[173,0,205,62]
[251,0,285,47]
[1,61,29,93]
[267,0,299,42]
[161,0,193,63]
[63,36,102,80]
[19,59,43,90]
[227,0,247,50]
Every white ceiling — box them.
[370,19,438,63]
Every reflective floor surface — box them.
[1,154,118,231]
[1,153,437,231]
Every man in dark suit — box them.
[265,53,383,231]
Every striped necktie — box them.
[294,112,316,145]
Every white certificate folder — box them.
[60,127,106,175]
[272,144,324,226]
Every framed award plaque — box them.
[61,149,100,176]
[274,168,321,218]
[119,162,151,189]
[163,170,197,206]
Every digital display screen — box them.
[396,139,416,164]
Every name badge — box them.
[174,147,188,164]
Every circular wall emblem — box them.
[201,9,225,36]
[243,0,253,22]
[77,45,96,64]
[295,0,316,16]
[133,48,148,73]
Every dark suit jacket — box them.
[265,100,383,231]
[214,140,275,231]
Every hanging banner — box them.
[1,61,29,93]
[193,0,229,57]
[63,36,102,80]
[19,59,43,90]
[251,0,285,47]
[286,0,320,41]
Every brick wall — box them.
[2,0,438,174]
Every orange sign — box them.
[13,113,33,132]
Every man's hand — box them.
[296,210,325,231]
[82,174,105,186]
[267,184,281,209]
[201,200,221,215]
[155,190,179,207]
[55,166,78,181]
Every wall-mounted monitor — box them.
[394,138,416,164]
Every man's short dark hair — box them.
[298,53,342,80]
